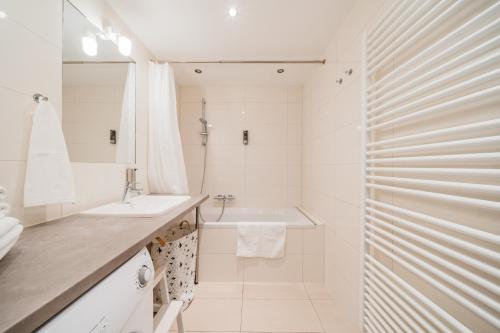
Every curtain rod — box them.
[150,59,326,64]
[63,61,136,64]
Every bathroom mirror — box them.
[61,0,136,164]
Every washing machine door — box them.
[37,248,154,333]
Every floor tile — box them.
[312,300,361,333]
[243,283,308,299]
[195,282,243,299]
[304,283,334,299]
[241,299,323,332]
[182,299,242,332]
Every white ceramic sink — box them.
[81,195,191,217]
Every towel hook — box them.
[33,94,48,103]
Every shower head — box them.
[199,118,207,125]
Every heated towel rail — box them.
[362,1,500,332]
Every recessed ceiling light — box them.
[228,7,238,17]
[0,11,7,19]
[277,68,285,74]
[194,69,202,74]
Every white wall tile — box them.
[244,255,303,282]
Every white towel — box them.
[0,202,9,218]
[237,222,286,259]
[0,186,6,201]
[0,217,18,237]
[0,223,22,260]
[24,101,76,207]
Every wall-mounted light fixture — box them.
[118,36,132,56]
[0,10,7,19]
[82,33,97,56]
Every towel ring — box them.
[33,94,48,103]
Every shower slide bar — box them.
[367,2,500,92]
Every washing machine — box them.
[38,247,154,333]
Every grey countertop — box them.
[0,194,208,333]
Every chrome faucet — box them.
[122,168,143,203]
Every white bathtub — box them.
[197,207,324,283]
[200,207,315,228]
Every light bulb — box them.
[82,35,97,56]
[118,36,132,56]
[228,7,238,17]
[0,11,7,19]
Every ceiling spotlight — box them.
[277,68,285,74]
[228,7,238,17]
[0,11,7,19]
[194,69,202,74]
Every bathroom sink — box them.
[81,195,191,217]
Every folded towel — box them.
[24,101,76,207]
[0,216,18,236]
[0,237,18,260]
[0,186,6,201]
[0,224,22,260]
[237,222,286,259]
[0,202,10,218]
[0,224,22,252]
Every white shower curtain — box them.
[116,63,136,164]
[148,62,189,194]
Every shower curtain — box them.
[148,62,189,194]
[116,63,136,164]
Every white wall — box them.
[62,64,127,163]
[179,85,302,208]
[0,0,153,225]
[301,0,394,331]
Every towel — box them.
[0,186,6,201]
[237,222,286,258]
[0,202,9,218]
[0,223,22,260]
[0,217,18,237]
[24,101,76,207]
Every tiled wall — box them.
[0,0,152,225]
[301,0,395,331]
[179,85,302,208]
[62,66,125,163]
[198,225,324,283]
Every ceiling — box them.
[105,0,354,85]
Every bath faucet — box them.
[122,168,143,203]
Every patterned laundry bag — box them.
[151,221,198,310]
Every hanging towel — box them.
[0,203,9,218]
[24,101,76,207]
[237,222,286,258]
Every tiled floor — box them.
[170,282,357,333]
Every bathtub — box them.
[197,207,324,283]
[200,207,316,228]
